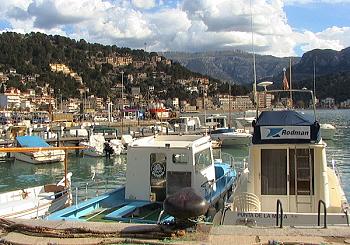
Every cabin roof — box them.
[255,110,315,126]
[130,135,210,148]
[16,135,50,147]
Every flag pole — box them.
[289,58,292,105]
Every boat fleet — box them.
[0,89,347,230]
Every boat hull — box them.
[211,134,252,146]
[0,185,71,219]
[14,151,65,164]
[222,210,349,226]
[320,124,336,140]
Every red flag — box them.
[283,73,289,90]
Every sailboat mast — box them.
[313,59,316,98]
[228,83,232,128]
[250,0,258,118]
[289,58,292,104]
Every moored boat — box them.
[210,127,252,146]
[47,134,238,224]
[222,89,349,226]
[320,123,336,140]
[0,173,72,219]
[13,135,65,164]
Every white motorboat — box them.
[320,123,336,140]
[210,127,252,146]
[13,136,65,164]
[0,173,72,219]
[223,89,349,226]
[108,139,124,156]
[47,135,238,224]
[80,135,124,157]
[235,109,257,133]
[80,134,106,157]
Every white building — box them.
[0,88,21,109]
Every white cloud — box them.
[131,0,156,9]
[296,27,350,53]
[0,0,349,57]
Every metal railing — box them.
[72,178,121,207]
[276,199,283,228]
[318,199,327,228]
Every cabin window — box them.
[195,148,212,171]
[167,171,191,196]
[172,153,188,164]
[150,153,167,202]
[289,149,314,195]
[261,149,287,195]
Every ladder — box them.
[294,147,313,212]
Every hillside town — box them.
[0,53,348,124]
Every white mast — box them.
[289,58,293,104]
[250,0,258,118]
[313,59,316,98]
[228,83,232,128]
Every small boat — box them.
[320,123,336,140]
[222,89,349,226]
[13,135,65,164]
[0,173,73,219]
[210,127,252,146]
[80,135,106,157]
[80,135,124,157]
[235,110,257,133]
[47,135,238,224]
[106,139,124,156]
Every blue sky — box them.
[285,2,350,32]
[0,0,349,57]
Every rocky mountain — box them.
[163,48,350,103]
[282,47,350,82]
[280,48,350,103]
[162,50,301,85]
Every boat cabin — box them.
[126,135,216,202]
[236,110,347,213]
[206,114,227,128]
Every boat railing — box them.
[330,158,349,211]
[276,199,283,228]
[72,178,121,205]
[318,199,327,228]
[213,151,246,173]
[331,158,343,182]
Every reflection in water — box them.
[0,154,127,193]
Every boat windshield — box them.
[211,128,234,134]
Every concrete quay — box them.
[0,219,349,245]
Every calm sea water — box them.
[0,109,349,201]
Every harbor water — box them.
[0,109,349,202]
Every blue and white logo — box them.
[266,128,283,138]
[261,126,310,140]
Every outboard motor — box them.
[103,142,114,158]
[163,187,209,227]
